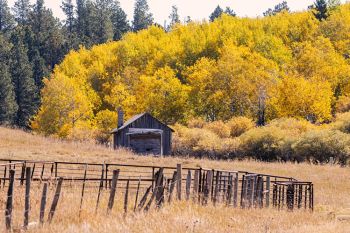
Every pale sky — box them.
[7,0,348,24]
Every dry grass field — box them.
[0,127,349,232]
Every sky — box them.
[7,0,347,24]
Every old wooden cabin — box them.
[111,111,174,156]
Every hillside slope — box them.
[0,127,349,232]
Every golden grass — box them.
[0,127,350,232]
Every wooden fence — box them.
[0,159,314,231]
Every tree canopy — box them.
[32,3,350,139]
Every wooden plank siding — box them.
[113,113,173,155]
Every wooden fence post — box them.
[5,170,15,231]
[145,168,164,211]
[134,178,141,212]
[107,170,120,214]
[186,170,191,201]
[265,176,270,208]
[241,175,246,208]
[137,185,152,211]
[233,173,238,208]
[168,171,177,203]
[193,170,199,201]
[124,180,130,215]
[24,167,31,229]
[40,164,45,182]
[79,164,88,217]
[48,178,63,224]
[213,171,220,205]
[31,164,36,180]
[226,175,233,206]
[95,164,105,213]
[20,163,25,186]
[286,184,294,211]
[176,164,182,200]
[3,165,7,188]
[39,183,48,225]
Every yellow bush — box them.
[187,118,206,128]
[267,118,316,136]
[227,117,255,137]
[336,95,350,113]
[331,112,350,134]
[203,120,231,138]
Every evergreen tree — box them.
[209,5,224,22]
[312,0,329,21]
[61,0,80,50]
[168,5,180,30]
[264,1,290,17]
[110,0,129,40]
[0,34,17,125]
[91,0,114,43]
[132,0,153,32]
[13,0,31,25]
[224,7,236,17]
[28,0,65,69]
[209,5,223,22]
[10,28,39,128]
[0,63,17,125]
[0,0,14,34]
[61,0,75,33]
[76,0,91,45]
[184,16,192,24]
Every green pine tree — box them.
[28,0,65,69]
[13,0,31,25]
[61,0,75,33]
[224,7,236,17]
[110,0,129,40]
[312,0,329,21]
[0,34,17,125]
[10,28,39,128]
[0,63,18,125]
[91,0,114,44]
[61,0,80,50]
[168,5,180,31]
[132,0,153,32]
[0,0,15,34]
[209,5,223,22]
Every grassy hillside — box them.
[0,127,349,232]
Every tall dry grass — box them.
[0,127,350,232]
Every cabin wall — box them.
[113,114,172,155]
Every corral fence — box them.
[0,159,314,231]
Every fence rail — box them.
[0,158,314,231]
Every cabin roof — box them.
[111,113,174,133]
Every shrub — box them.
[239,126,292,161]
[336,95,350,113]
[172,124,240,158]
[227,117,255,137]
[93,110,118,144]
[267,118,315,136]
[331,112,350,134]
[292,130,350,165]
[203,120,231,138]
[187,118,206,128]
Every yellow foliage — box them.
[335,95,350,113]
[203,121,231,138]
[31,74,97,138]
[227,117,255,137]
[93,110,118,144]
[269,75,333,122]
[33,4,350,139]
